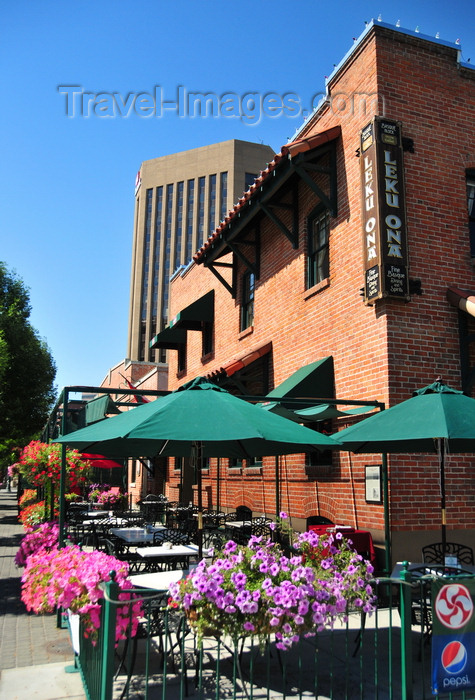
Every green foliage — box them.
[0,262,57,464]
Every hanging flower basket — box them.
[169,531,377,650]
[20,544,142,644]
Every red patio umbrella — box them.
[81,453,124,469]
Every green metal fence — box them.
[74,571,475,700]
[73,577,118,700]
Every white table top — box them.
[136,544,207,558]
[225,520,252,528]
[391,561,475,578]
[130,569,186,590]
[110,526,165,543]
[85,510,110,518]
[82,516,129,526]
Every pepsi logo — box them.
[441,641,468,675]
[435,584,474,629]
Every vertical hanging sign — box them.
[360,117,409,304]
[432,579,475,694]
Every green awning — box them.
[294,404,375,420]
[266,357,334,405]
[150,325,187,349]
[259,401,375,423]
[169,290,214,330]
[85,395,120,425]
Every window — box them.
[305,421,333,470]
[308,208,330,288]
[130,459,137,484]
[139,189,153,359]
[185,179,195,262]
[247,456,262,469]
[219,172,228,222]
[198,176,206,246]
[177,342,186,374]
[162,184,173,313]
[244,172,257,191]
[241,271,255,331]
[152,186,163,320]
[208,174,217,235]
[202,321,213,357]
[467,172,475,257]
[174,181,184,270]
[229,457,244,469]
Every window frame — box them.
[201,320,213,358]
[177,342,186,374]
[467,170,475,257]
[304,420,333,472]
[240,270,255,331]
[307,206,330,289]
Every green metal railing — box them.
[72,569,475,700]
[72,576,119,700]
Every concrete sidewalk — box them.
[0,489,85,699]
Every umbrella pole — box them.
[439,439,447,562]
[382,454,391,575]
[196,442,203,559]
[58,388,69,550]
[216,458,220,512]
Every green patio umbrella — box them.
[56,377,339,458]
[336,379,475,557]
[56,377,340,555]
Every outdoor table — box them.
[391,561,475,578]
[119,567,191,697]
[224,520,252,543]
[129,569,186,590]
[82,516,128,527]
[308,524,377,568]
[136,544,209,570]
[93,516,129,526]
[110,526,165,545]
[225,520,252,530]
[389,561,475,656]
[85,510,110,518]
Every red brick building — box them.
[99,359,168,504]
[151,21,475,568]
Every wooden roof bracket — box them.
[293,141,338,217]
[207,260,235,297]
[227,231,260,278]
[206,223,260,298]
[260,183,299,249]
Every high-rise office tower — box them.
[127,139,275,363]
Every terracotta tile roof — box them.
[193,125,341,264]
[207,340,272,380]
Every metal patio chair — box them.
[422,542,474,565]
[115,591,191,700]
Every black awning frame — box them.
[198,140,338,298]
[150,325,187,350]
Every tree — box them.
[0,262,57,466]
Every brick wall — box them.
[164,25,475,565]
[99,359,168,505]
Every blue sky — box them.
[1,0,474,394]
